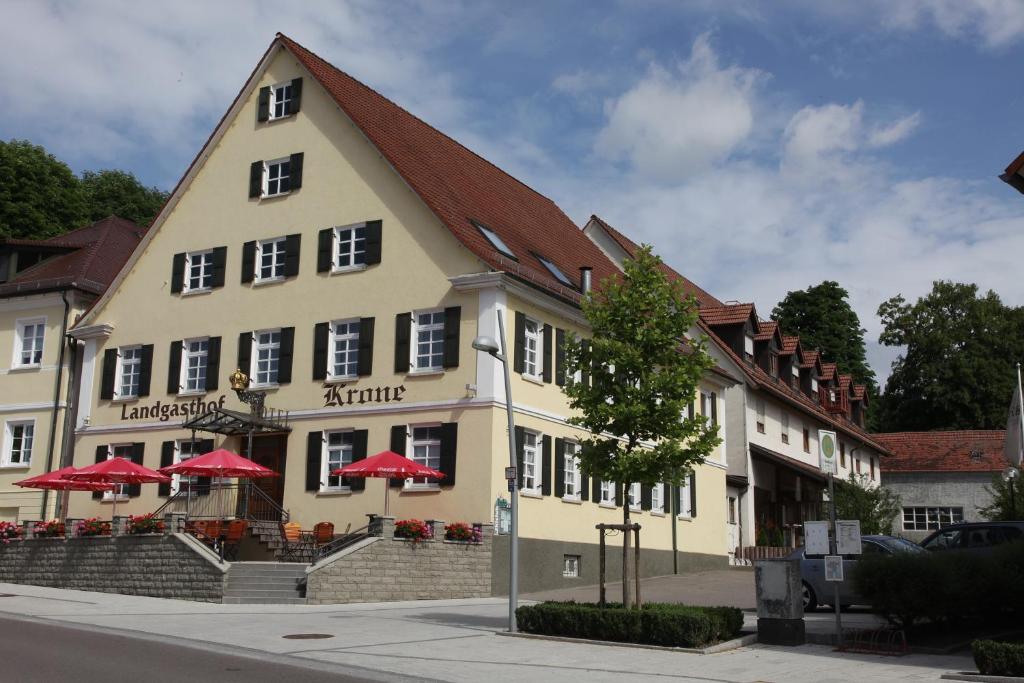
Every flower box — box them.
[0,520,21,544]
[444,522,483,543]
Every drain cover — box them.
[282,633,334,640]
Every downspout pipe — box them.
[40,290,71,519]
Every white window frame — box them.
[329,319,360,381]
[406,424,442,489]
[115,345,143,399]
[650,484,664,514]
[563,441,580,499]
[902,506,963,531]
[13,317,45,368]
[628,482,641,512]
[251,329,282,387]
[791,361,800,379]
[811,377,819,394]
[523,317,543,380]
[678,476,693,519]
[411,309,445,373]
[2,419,35,467]
[744,334,755,359]
[333,223,368,272]
[183,249,214,293]
[521,430,541,494]
[600,480,616,506]
[171,440,204,496]
[322,429,354,492]
[562,554,580,578]
[103,444,133,500]
[255,237,287,283]
[263,157,291,198]
[269,80,294,120]
[781,412,790,444]
[178,337,209,395]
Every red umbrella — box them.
[14,466,115,492]
[64,457,171,519]
[332,450,445,515]
[158,448,279,478]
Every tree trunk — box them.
[622,488,632,609]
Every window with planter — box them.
[2,420,34,467]
[13,318,45,367]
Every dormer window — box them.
[769,353,778,377]
[473,221,516,259]
[810,377,819,399]
[791,361,800,380]
[743,334,754,362]
[535,254,573,287]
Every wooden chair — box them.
[191,520,222,551]
[222,520,248,561]
[313,522,335,548]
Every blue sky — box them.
[4,0,1024,382]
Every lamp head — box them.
[1004,466,1020,483]
[229,368,251,392]
[472,335,501,355]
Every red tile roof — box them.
[780,335,800,356]
[754,320,778,341]
[838,374,852,390]
[874,431,1009,473]
[852,384,867,401]
[278,34,619,304]
[0,216,144,297]
[699,303,756,326]
[585,215,723,308]
[820,362,836,381]
[800,350,820,367]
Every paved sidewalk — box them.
[0,583,973,682]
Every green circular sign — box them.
[821,433,835,459]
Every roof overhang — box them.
[182,406,291,437]
[1001,151,1024,194]
[750,444,827,483]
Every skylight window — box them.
[535,254,573,287]
[473,221,516,259]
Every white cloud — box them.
[877,0,1024,49]
[552,69,612,96]
[594,33,766,182]
[868,111,922,148]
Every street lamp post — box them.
[473,311,519,633]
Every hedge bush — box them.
[515,601,744,648]
[973,640,1024,676]
[852,541,1024,630]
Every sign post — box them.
[819,429,843,647]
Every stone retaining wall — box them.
[306,517,492,604]
[0,534,226,602]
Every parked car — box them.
[920,521,1024,554]
[788,535,924,611]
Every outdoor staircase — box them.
[222,562,308,604]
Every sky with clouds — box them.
[4,0,1024,384]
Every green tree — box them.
[876,281,1024,431]
[80,169,167,228]
[833,473,902,535]
[771,280,876,391]
[563,245,721,607]
[0,139,86,239]
[979,473,1024,521]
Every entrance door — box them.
[242,434,288,512]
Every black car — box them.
[920,521,1024,553]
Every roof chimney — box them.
[580,267,593,295]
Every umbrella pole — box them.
[384,481,389,517]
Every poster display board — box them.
[804,521,830,556]
[836,520,862,555]
[824,555,844,582]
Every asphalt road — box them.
[0,616,391,683]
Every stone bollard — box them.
[477,522,494,545]
[21,521,36,539]
[754,558,805,646]
[367,514,396,539]
[112,515,128,537]
[166,512,187,535]
[429,520,446,540]
[65,519,79,539]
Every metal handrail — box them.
[152,482,289,523]
[313,525,372,563]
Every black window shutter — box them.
[241,241,256,284]
[137,344,154,397]
[710,392,718,426]
[663,483,671,512]
[195,439,214,495]
[542,324,553,383]
[364,220,382,265]
[641,485,652,511]
[616,482,624,506]
[514,426,525,489]
[580,466,589,502]
[439,422,458,487]
[313,322,329,381]
[442,306,461,369]
[288,78,302,115]
[349,429,368,491]
[317,228,333,273]
[555,329,566,386]
[289,152,304,190]
[591,472,600,503]
[394,312,411,373]
[158,441,175,497]
[390,425,407,488]
[306,431,322,492]
[690,473,698,517]
[580,340,591,387]
[237,332,252,377]
[249,161,263,199]
[284,234,301,278]
[100,348,117,400]
[210,246,227,288]
[277,327,295,384]
[257,86,270,122]
[554,438,565,497]
[541,435,552,496]
[206,337,221,391]
[127,443,145,497]
[170,253,185,294]
[513,311,526,374]
[92,445,107,499]
[167,340,182,394]
[357,317,375,376]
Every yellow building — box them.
[65,34,735,592]
[0,217,144,522]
